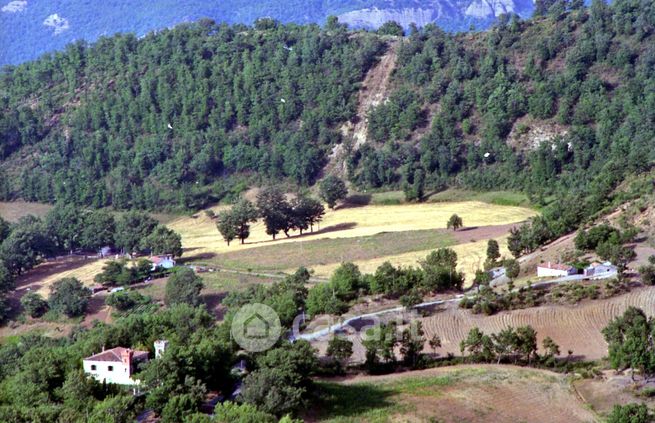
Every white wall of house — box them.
[537,267,575,278]
[82,360,139,385]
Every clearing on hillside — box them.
[171,200,536,277]
[14,256,109,297]
[0,201,53,222]
[310,365,596,423]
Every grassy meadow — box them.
[0,201,53,222]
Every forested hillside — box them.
[0,19,384,209]
[1,0,655,223]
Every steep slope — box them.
[1,2,654,224]
[328,39,399,177]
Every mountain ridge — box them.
[0,0,534,65]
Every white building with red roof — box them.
[536,262,577,278]
[83,347,149,385]
[150,254,176,271]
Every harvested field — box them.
[169,201,536,259]
[311,287,655,363]
[208,228,455,272]
[308,231,511,283]
[172,200,534,282]
[14,256,109,297]
[0,201,53,222]
[310,365,597,423]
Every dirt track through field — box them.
[314,287,655,363]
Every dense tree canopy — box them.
[0,21,384,210]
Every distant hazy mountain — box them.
[0,0,534,65]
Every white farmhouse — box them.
[151,254,176,271]
[583,261,617,278]
[83,347,149,385]
[536,262,577,278]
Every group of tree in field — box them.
[216,180,349,244]
[306,248,464,317]
[0,205,182,322]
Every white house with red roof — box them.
[536,262,577,278]
[150,254,176,271]
[83,347,150,385]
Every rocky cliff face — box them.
[338,0,533,31]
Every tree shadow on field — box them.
[339,194,372,209]
[457,226,479,232]
[309,382,398,421]
[299,222,357,237]
[178,252,217,264]
[245,222,358,246]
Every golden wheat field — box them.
[169,201,535,258]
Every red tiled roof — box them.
[538,262,573,271]
[151,256,174,264]
[85,347,149,362]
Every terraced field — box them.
[311,365,597,423]
[313,287,655,363]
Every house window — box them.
[108,366,114,371]
[91,365,97,371]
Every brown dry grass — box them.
[311,365,597,423]
[14,256,109,297]
[0,201,53,222]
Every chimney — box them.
[154,340,169,359]
[121,349,134,374]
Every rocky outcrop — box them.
[337,0,534,30]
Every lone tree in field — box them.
[48,277,91,317]
[319,175,348,209]
[165,267,204,307]
[216,211,238,246]
[603,307,655,381]
[486,239,501,265]
[447,214,463,231]
[429,334,442,354]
